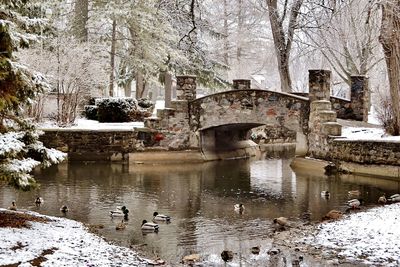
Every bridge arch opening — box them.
[199,123,264,160]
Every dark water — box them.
[0,157,398,266]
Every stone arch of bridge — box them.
[189,89,310,156]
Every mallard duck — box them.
[110,206,129,219]
[141,220,159,231]
[347,199,362,209]
[221,250,234,262]
[251,246,261,255]
[234,203,244,212]
[116,220,126,230]
[60,205,69,213]
[378,194,387,204]
[153,212,171,222]
[35,197,43,206]
[348,190,361,197]
[388,194,400,202]
[321,191,330,198]
[8,201,17,211]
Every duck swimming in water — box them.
[153,212,171,222]
[234,204,244,212]
[60,205,69,213]
[110,206,129,219]
[141,220,159,232]
[35,197,43,206]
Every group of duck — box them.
[8,197,69,213]
[109,205,170,232]
[320,190,400,210]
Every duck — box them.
[110,206,129,219]
[388,194,400,202]
[141,220,159,232]
[153,212,171,222]
[221,250,234,262]
[251,246,261,255]
[347,199,362,209]
[322,210,343,221]
[60,205,69,213]
[234,203,245,212]
[35,197,44,206]
[348,190,361,197]
[273,217,288,227]
[321,191,330,198]
[116,220,126,230]
[378,194,387,204]
[8,201,17,211]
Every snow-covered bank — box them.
[0,209,147,267]
[302,203,400,266]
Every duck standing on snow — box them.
[378,194,387,204]
[35,197,43,206]
[153,212,171,222]
[347,199,362,209]
[110,206,129,219]
[141,220,159,232]
[388,194,400,203]
[8,201,17,211]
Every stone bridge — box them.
[145,71,369,160]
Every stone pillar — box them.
[164,71,172,108]
[176,75,197,101]
[233,79,251,90]
[350,75,369,122]
[308,70,331,102]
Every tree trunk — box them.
[136,72,145,98]
[266,0,303,92]
[109,20,116,97]
[73,0,89,42]
[223,0,229,66]
[124,79,132,97]
[236,0,243,74]
[379,0,400,135]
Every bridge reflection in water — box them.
[0,156,398,265]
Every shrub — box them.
[83,105,98,120]
[95,97,153,123]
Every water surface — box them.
[0,157,398,266]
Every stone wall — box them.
[328,139,400,166]
[40,129,143,161]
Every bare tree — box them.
[73,0,89,42]
[379,0,400,135]
[266,0,303,92]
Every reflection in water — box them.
[0,157,398,265]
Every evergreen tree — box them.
[0,0,66,190]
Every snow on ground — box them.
[302,203,400,266]
[39,119,144,131]
[0,209,147,267]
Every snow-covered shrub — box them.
[95,97,153,122]
[83,105,98,120]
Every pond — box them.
[0,156,398,266]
